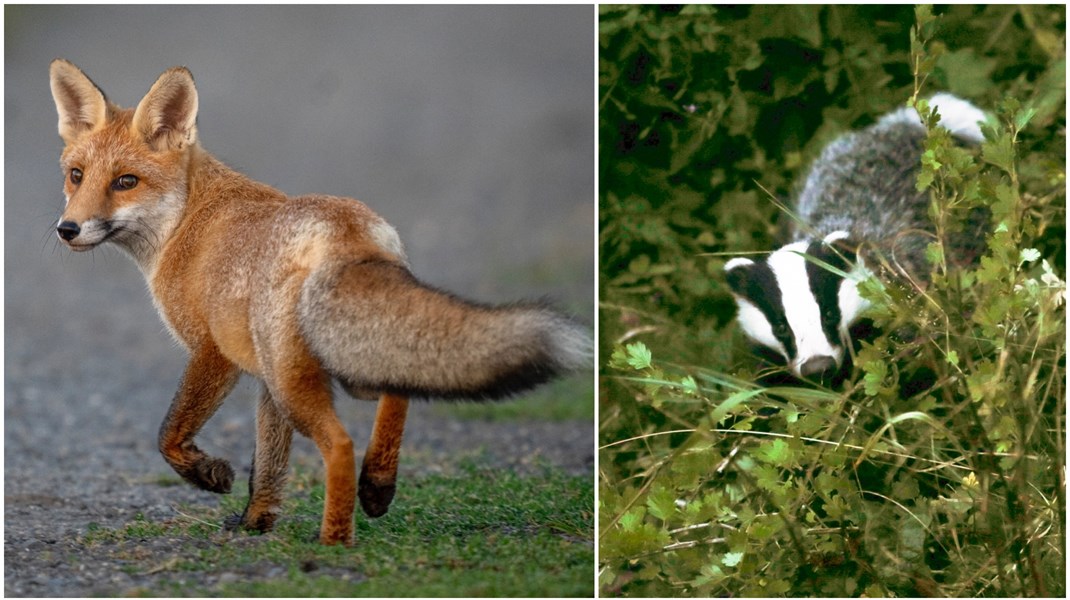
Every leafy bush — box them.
[599,5,1064,597]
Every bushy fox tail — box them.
[298,260,590,400]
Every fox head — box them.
[49,59,199,270]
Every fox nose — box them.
[799,355,837,377]
[56,220,81,241]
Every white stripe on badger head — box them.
[733,296,789,362]
[836,256,872,336]
[837,277,869,335]
[767,241,842,376]
[820,229,870,331]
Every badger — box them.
[724,94,988,380]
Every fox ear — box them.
[50,59,108,144]
[133,67,198,151]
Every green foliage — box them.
[600,5,1064,597]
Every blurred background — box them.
[4,6,593,590]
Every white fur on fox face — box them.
[767,242,842,376]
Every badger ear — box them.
[822,230,851,245]
[725,257,755,271]
[822,231,858,263]
[133,66,198,151]
[50,59,109,144]
[724,257,754,294]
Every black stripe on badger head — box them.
[726,260,796,360]
[805,240,854,347]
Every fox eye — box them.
[70,168,83,184]
[113,174,139,190]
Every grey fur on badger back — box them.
[725,94,988,380]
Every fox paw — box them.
[186,456,234,494]
[222,513,243,531]
[311,527,354,547]
[223,511,276,533]
[358,471,396,518]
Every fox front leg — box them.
[158,344,240,493]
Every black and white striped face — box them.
[724,231,869,379]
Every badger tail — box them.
[878,92,987,144]
[297,260,591,400]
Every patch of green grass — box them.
[84,465,593,597]
[84,513,167,544]
[435,373,594,422]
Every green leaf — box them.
[925,241,944,266]
[965,359,999,402]
[708,388,764,426]
[618,507,645,531]
[646,484,678,521]
[693,563,726,587]
[915,168,935,192]
[862,358,888,396]
[721,551,744,567]
[755,439,793,467]
[625,342,652,371]
[824,494,850,520]
[975,254,1006,285]
[982,134,1015,173]
[679,374,699,395]
[946,350,959,366]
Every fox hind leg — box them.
[264,350,357,546]
[226,385,295,533]
[358,393,409,517]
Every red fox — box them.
[48,59,590,546]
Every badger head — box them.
[724,231,870,379]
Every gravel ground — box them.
[5,6,594,597]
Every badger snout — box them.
[798,354,837,377]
